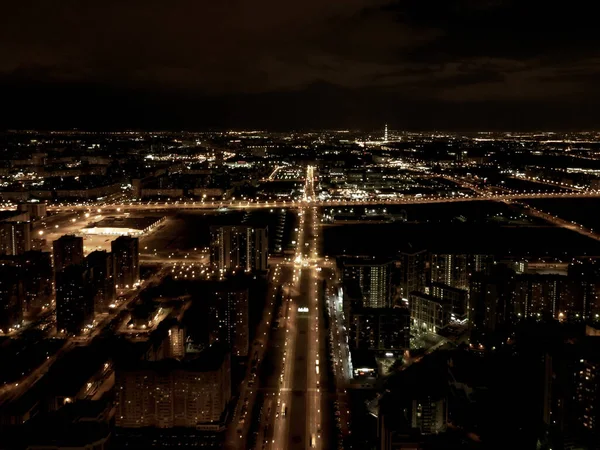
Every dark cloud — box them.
[1,0,599,129]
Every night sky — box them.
[2,0,599,130]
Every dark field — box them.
[323,222,600,258]
[523,198,600,232]
[323,200,546,225]
[490,177,573,193]
[141,208,295,254]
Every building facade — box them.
[342,258,393,308]
[409,292,452,335]
[399,249,427,300]
[204,288,250,357]
[430,282,468,321]
[0,266,23,333]
[209,225,268,272]
[56,264,94,335]
[0,220,31,256]
[52,235,84,273]
[111,236,140,289]
[430,254,469,291]
[115,347,231,429]
[349,307,410,352]
[86,250,115,314]
[218,289,249,357]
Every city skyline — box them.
[3,0,600,448]
[2,133,600,449]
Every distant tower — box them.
[384,124,388,142]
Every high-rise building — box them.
[575,355,600,438]
[469,265,516,332]
[399,249,426,300]
[568,261,600,319]
[202,286,250,357]
[430,282,468,321]
[471,254,495,275]
[378,413,424,450]
[86,250,115,314]
[342,257,393,308]
[409,292,453,335]
[0,220,31,256]
[378,360,449,447]
[214,289,249,357]
[55,264,93,335]
[209,225,268,272]
[253,227,268,271]
[542,334,600,448]
[0,251,53,314]
[115,344,231,429]
[19,251,53,311]
[17,202,47,220]
[411,397,447,435]
[52,235,84,273]
[112,236,139,289]
[384,123,389,142]
[514,274,560,319]
[430,254,469,291]
[512,273,592,321]
[0,265,24,333]
[349,307,410,352]
[166,324,186,360]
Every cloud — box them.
[1,0,600,128]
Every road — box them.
[250,166,334,450]
[437,175,600,245]
[512,175,581,191]
[302,206,325,450]
[444,175,600,248]
[250,287,296,450]
[326,279,351,384]
[223,263,289,450]
[266,165,285,181]
[513,201,600,242]
[324,270,353,445]
[33,190,600,214]
[139,254,208,265]
[303,166,326,450]
[271,293,297,448]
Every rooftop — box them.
[118,342,229,372]
[85,215,164,231]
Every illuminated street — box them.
[248,166,333,450]
[29,189,600,215]
[223,263,289,450]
